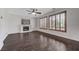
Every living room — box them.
[0,8,79,51]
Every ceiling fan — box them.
[26,8,42,16]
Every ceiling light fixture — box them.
[32,12,36,15]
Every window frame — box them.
[40,11,67,32]
[39,16,47,29]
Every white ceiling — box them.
[6,8,53,18]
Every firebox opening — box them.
[23,26,29,31]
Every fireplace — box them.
[23,26,29,31]
[21,25,30,33]
[20,19,31,33]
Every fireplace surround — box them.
[20,19,31,33]
[21,25,30,33]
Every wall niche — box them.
[21,19,30,25]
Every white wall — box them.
[30,18,37,31]
[36,8,79,41]
[6,13,22,34]
[6,13,36,34]
[0,9,8,49]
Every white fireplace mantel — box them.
[20,25,31,33]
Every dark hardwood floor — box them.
[1,31,79,51]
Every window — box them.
[40,11,66,32]
[46,17,50,29]
[50,16,55,29]
[40,17,47,29]
[60,13,66,31]
[56,14,60,30]
[50,11,66,32]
